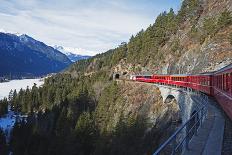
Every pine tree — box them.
[75,112,95,155]
[218,10,232,28]
[0,128,8,155]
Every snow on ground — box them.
[0,108,16,142]
[0,78,44,100]
[0,78,44,142]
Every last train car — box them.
[212,64,232,120]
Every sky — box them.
[0,0,181,56]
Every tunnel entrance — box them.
[114,73,120,79]
[164,95,176,104]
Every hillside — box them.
[68,0,232,77]
[0,33,72,78]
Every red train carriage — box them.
[131,64,232,120]
[169,75,188,87]
[131,75,153,83]
[151,75,170,84]
[187,74,213,95]
[213,64,232,120]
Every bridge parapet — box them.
[153,84,208,155]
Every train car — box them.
[169,75,189,88]
[151,75,170,84]
[213,64,232,120]
[187,74,213,95]
[131,63,232,120]
[131,75,153,83]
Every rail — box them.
[152,92,208,155]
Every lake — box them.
[0,78,44,143]
[0,78,44,100]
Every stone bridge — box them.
[154,84,225,155]
[156,84,206,124]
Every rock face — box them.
[99,80,181,153]
[116,81,180,125]
[156,0,232,74]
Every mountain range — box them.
[0,32,72,78]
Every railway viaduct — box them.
[157,85,205,124]
[154,84,225,155]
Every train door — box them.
[209,75,214,95]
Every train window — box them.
[225,73,230,92]
[230,73,232,95]
[221,75,222,89]
[223,74,225,91]
[218,75,220,89]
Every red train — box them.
[131,64,232,120]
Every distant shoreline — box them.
[0,79,10,83]
[0,78,45,100]
[0,74,53,84]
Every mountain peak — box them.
[0,28,24,37]
[53,45,91,62]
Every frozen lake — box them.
[0,78,44,142]
[0,78,44,100]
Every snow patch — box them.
[53,45,96,56]
[0,79,44,100]
[0,28,23,36]
[0,79,44,143]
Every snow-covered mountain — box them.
[0,28,22,36]
[0,32,72,77]
[54,45,91,62]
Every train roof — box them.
[154,73,213,76]
[131,74,152,76]
[131,64,232,77]
[214,63,232,74]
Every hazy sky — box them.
[0,0,181,55]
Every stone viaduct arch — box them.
[156,84,202,127]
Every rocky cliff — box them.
[158,0,232,74]
[94,80,180,154]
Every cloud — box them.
[0,0,181,55]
